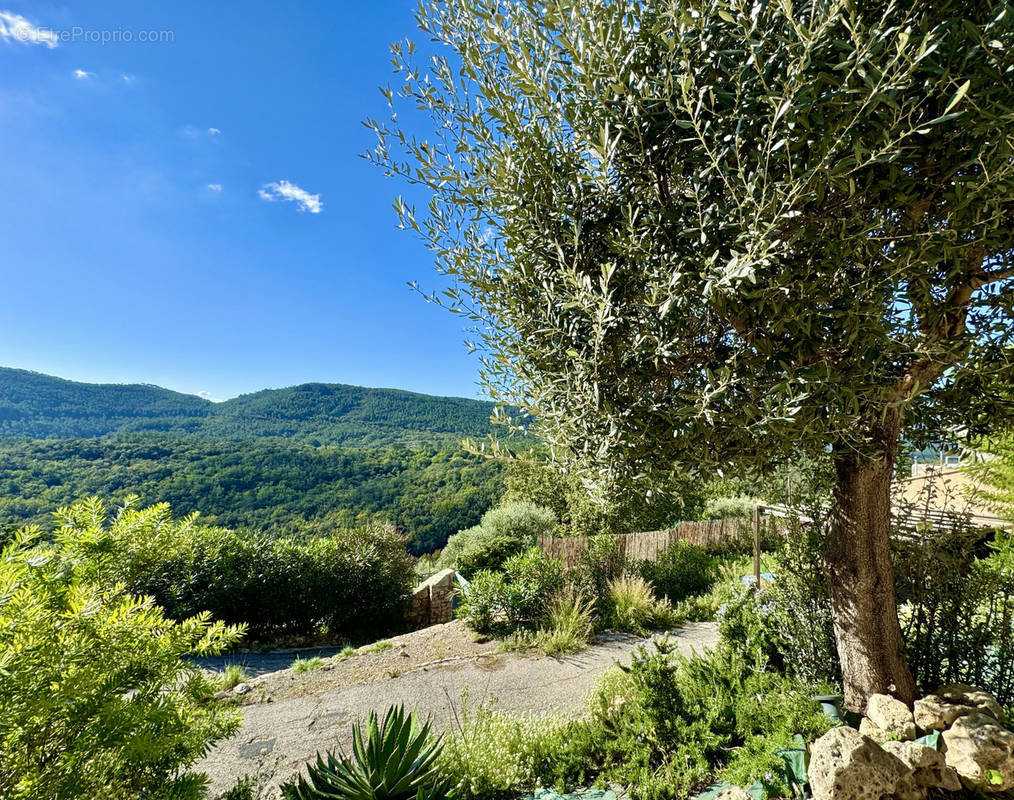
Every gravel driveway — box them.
[198,621,719,797]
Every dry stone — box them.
[942,713,1014,792]
[865,694,917,740]
[808,726,915,800]
[881,740,961,792]
[914,685,1005,731]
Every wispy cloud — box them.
[258,179,322,214]
[197,391,225,402]
[72,69,95,80]
[207,183,223,192]
[0,10,58,48]
[208,127,221,135]
[121,74,136,85]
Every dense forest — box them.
[0,368,512,553]
[0,434,503,554]
[0,367,499,447]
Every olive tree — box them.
[368,0,1014,710]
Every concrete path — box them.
[199,622,718,797]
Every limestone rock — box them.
[881,740,962,792]
[233,682,251,695]
[942,713,1014,792]
[808,726,916,800]
[914,685,1005,731]
[859,717,889,743]
[865,694,917,740]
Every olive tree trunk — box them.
[825,412,917,713]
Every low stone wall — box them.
[404,568,457,629]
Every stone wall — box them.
[404,568,457,629]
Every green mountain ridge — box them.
[0,367,498,448]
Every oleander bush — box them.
[56,498,415,643]
[0,525,242,800]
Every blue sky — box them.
[0,2,483,401]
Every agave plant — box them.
[281,705,456,800]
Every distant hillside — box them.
[0,367,497,447]
[0,434,502,554]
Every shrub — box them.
[640,540,715,603]
[0,526,242,800]
[505,586,597,656]
[571,535,629,618]
[457,548,565,636]
[440,699,593,800]
[702,496,758,520]
[894,525,1014,711]
[606,574,658,634]
[597,640,832,800]
[438,503,557,575]
[56,498,416,643]
[281,705,456,800]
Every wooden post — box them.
[752,503,762,588]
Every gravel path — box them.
[198,621,719,797]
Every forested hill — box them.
[0,435,502,554]
[0,367,497,447]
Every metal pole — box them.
[753,503,762,587]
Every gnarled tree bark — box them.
[825,410,917,713]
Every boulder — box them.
[942,713,1014,792]
[808,726,917,800]
[865,694,917,740]
[881,740,962,792]
[233,682,251,695]
[859,717,889,743]
[914,685,1005,731]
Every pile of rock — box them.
[809,685,1013,800]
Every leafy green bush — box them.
[639,541,716,603]
[57,498,415,643]
[457,548,565,636]
[596,640,832,800]
[895,525,1014,712]
[281,705,456,800]
[570,535,629,620]
[438,503,557,576]
[0,526,242,800]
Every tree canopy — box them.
[370,0,1014,710]
[370,0,1014,490]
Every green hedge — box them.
[56,498,416,643]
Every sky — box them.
[0,2,484,401]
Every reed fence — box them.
[536,516,784,568]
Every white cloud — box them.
[121,74,136,84]
[258,179,322,214]
[72,69,95,80]
[0,10,58,48]
[207,183,222,192]
[208,127,221,135]
[196,391,225,402]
